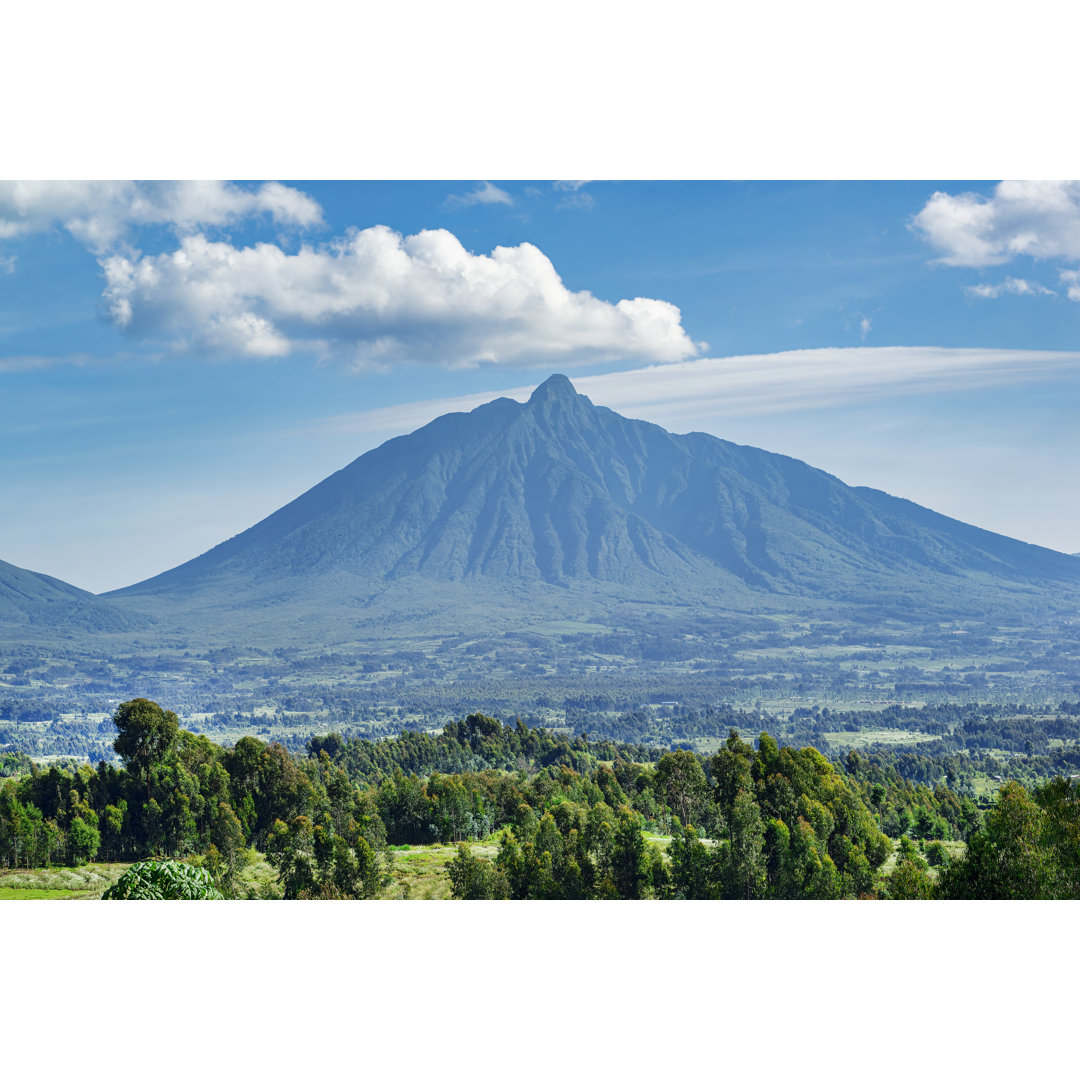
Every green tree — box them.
[668,825,719,899]
[210,801,246,896]
[938,781,1056,899]
[886,838,936,899]
[112,699,180,785]
[100,802,126,861]
[724,789,766,899]
[654,750,710,827]
[447,843,507,899]
[611,809,648,899]
[69,809,100,865]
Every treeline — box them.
[447,733,891,899]
[4,697,1079,900]
[307,713,662,782]
[572,703,764,747]
[2,699,896,899]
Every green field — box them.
[0,863,130,898]
[0,887,89,899]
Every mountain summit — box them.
[109,374,1080,625]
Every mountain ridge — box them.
[104,374,1079,627]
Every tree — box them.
[1034,776,1080,899]
[112,699,180,784]
[611,809,648,899]
[886,857,936,899]
[266,816,318,899]
[668,825,719,899]
[654,751,710,827]
[724,789,766,899]
[885,838,935,899]
[938,782,1054,899]
[102,859,223,899]
[447,843,507,899]
[69,809,100,865]
[210,802,246,896]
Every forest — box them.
[3,697,1079,899]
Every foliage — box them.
[9,696,1080,902]
[102,859,223,900]
[937,779,1080,899]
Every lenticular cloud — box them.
[100,226,699,368]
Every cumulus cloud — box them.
[443,181,514,209]
[0,180,323,252]
[912,181,1080,268]
[965,276,1057,299]
[101,225,699,367]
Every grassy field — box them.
[0,862,130,899]
[382,840,503,899]
[818,729,941,750]
[877,838,966,883]
[0,887,90,899]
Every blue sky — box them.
[3,178,1080,592]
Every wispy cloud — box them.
[965,276,1057,299]
[300,346,1080,440]
[553,180,595,210]
[1059,270,1080,301]
[0,180,323,253]
[859,316,872,340]
[0,352,95,374]
[101,226,699,367]
[443,181,514,209]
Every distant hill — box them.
[104,374,1080,639]
[0,557,147,636]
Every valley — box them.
[3,375,1080,901]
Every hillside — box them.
[0,557,147,636]
[105,374,1080,637]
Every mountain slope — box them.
[109,374,1080,623]
[0,557,147,635]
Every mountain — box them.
[106,374,1080,637]
[0,557,147,636]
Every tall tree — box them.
[654,751,710,828]
[111,699,180,786]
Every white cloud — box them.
[304,347,1080,438]
[859,316,872,340]
[964,276,1057,299]
[912,181,1080,268]
[0,180,323,252]
[1060,270,1080,301]
[0,253,14,274]
[100,225,699,367]
[443,181,514,209]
